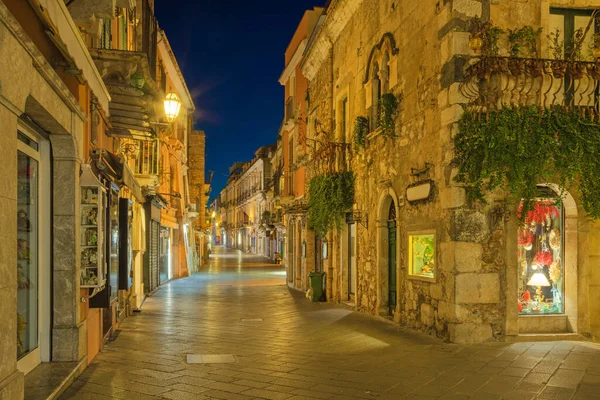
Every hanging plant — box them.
[507,26,542,57]
[590,32,600,59]
[454,106,600,221]
[353,116,369,149]
[378,93,400,138]
[547,28,565,60]
[308,172,355,237]
[468,17,504,56]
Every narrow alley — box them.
[60,247,600,400]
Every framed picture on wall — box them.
[408,231,436,282]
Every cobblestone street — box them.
[61,247,600,400]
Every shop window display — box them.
[80,165,106,289]
[518,198,563,314]
[408,232,436,282]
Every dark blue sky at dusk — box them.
[154,0,324,202]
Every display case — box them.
[518,197,563,315]
[408,231,436,282]
[80,165,106,289]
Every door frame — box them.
[16,125,51,375]
[388,220,397,316]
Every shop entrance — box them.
[159,226,170,284]
[348,222,356,297]
[16,128,51,375]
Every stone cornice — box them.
[301,0,363,80]
[279,39,307,85]
[0,2,86,121]
[158,29,195,111]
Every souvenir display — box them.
[518,198,563,314]
[17,209,31,232]
[80,165,107,289]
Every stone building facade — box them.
[189,129,209,265]
[301,0,600,343]
[279,8,323,292]
[0,0,203,398]
[217,145,275,256]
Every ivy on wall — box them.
[378,93,400,138]
[353,116,369,149]
[308,172,355,237]
[454,106,600,219]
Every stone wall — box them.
[303,0,600,342]
[188,130,206,230]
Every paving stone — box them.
[159,389,208,400]
[546,369,585,389]
[58,247,600,400]
[242,388,294,400]
[537,386,576,399]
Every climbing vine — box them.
[378,93,400,138]
[353,116,369,149]
[308,172,355,237]
[454,106,600,220]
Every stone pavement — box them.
[61,246,600,400]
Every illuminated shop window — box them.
[518,196,563,315]
[408,231,436,282]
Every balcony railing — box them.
[308,140,352,175]
[459,56,600,115]
[134,139,159,175]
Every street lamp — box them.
[164,93,182,123]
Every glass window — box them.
[109,190,119,299]
[518,197,563,314]
[17,151,39,358]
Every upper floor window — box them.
[134,139,159,176]
[370,62,381,131]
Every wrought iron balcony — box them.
[459,56,600,115]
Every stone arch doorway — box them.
[377,188,400,317]
[387,202,397,316]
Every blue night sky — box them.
[154,0,324,202]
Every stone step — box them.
[508,333,584,342]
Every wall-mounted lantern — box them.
[164,92,182,123]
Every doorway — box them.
[16,128,51,375]
[348,222,356,298]
[387,201,397,316]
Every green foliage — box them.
[353,116,369,149]
[308,172,355,237]
[469,17,504,56]
[454,106,600,220]
[378,93,400,138]
[507,26,542,57]
[547,28,564,60]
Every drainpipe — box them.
[326,37,335,302]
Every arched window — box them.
[371,62,381,131]
[518,187,564,315]
[387,200,396,221]
[382,52,390,94]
